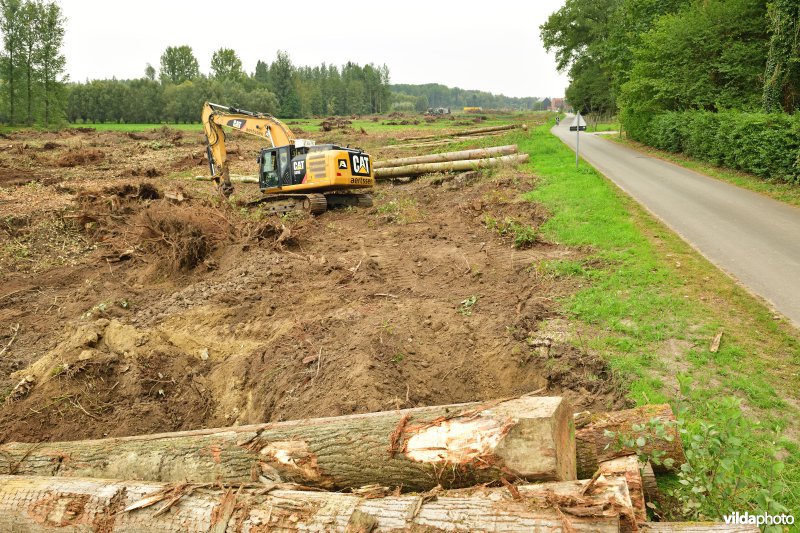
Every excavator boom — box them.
[202,102,298,193]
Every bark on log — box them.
[374,145,518,169]
[375,154,530,179]
[575,404,685,478]
[0,396,575,490]
[641,524,759,532]
[403,123,526,142]
[0,474,631,532]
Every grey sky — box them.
[60,0,569,99]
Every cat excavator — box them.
[201,102,374,214]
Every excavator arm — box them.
[201,102,295,194]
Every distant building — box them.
[550,98,565,111]
[541,98,551,110]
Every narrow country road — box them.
[552,120,800,329]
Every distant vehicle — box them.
[463,106,483,113]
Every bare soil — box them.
[0,123,628,444]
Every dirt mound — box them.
[129,166,162,178]
[0,167,41,187]
[56,149,104,167]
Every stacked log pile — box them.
[0,396,755,532]
[374,144,529,180]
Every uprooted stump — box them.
[136,205,221,273]
[0,473,633,532]
[0,396,576,491]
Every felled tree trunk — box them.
[193,174,258,182]
[0,474,631,532]
[374,145,518,168]
[0,396,575,491]
[575,404,685,478]
[403,123,526,142]
[375,153,530,179]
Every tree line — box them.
[66,47,392,123]
[540,0,798,117]
[391,83,545,112]
[0,0,66,125]
[541,0,800,183]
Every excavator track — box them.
[324,192,374,209]
[247,193,328,215]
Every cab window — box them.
[262,151,279,188]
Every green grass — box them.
[610,135,800,208]
[509,122,800,522]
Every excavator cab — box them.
[259,146,293,189]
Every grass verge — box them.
[510,122,800,524]
[609,135,800,208]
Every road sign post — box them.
[569,113,587,169]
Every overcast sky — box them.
[59,0,569,99]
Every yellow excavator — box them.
[201,102,374,214]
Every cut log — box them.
[641,524,759,532]
[382,131,510,149]
[641,461,660,504]
[193,174,258,183]
[402,123,526,142]
[597,455,646,531]
[0,396,575,490]
[0,474,631,532]
[374,145,518,168]
[375,153,530,179]
[575,404,686,478]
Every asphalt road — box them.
[552,119,800,328]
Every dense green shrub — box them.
[624,110,800,183]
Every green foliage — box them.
[483,215,538,248]
[159,45,200,85]
[210,48,243,82]
[625,110,800,183]
[391,83,544,111]
[604,416,677,468]
[457,295,478,316]
[0,0,66,125]
[762,0,800,113]
[669,398,790,522]
[65,50,392,123]
[619,0,768,115]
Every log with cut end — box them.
[0,474,632,532]
[402,123,527,142]
[373,145,518,168]
[0,396,575,490]
[597,455,646,531]
[575,404,686,478]
[375,153,530,179]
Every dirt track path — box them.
[553,120,800,329]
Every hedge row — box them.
[622,110,800,183]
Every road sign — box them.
[569,114,586,131]
[571,112,586,168]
